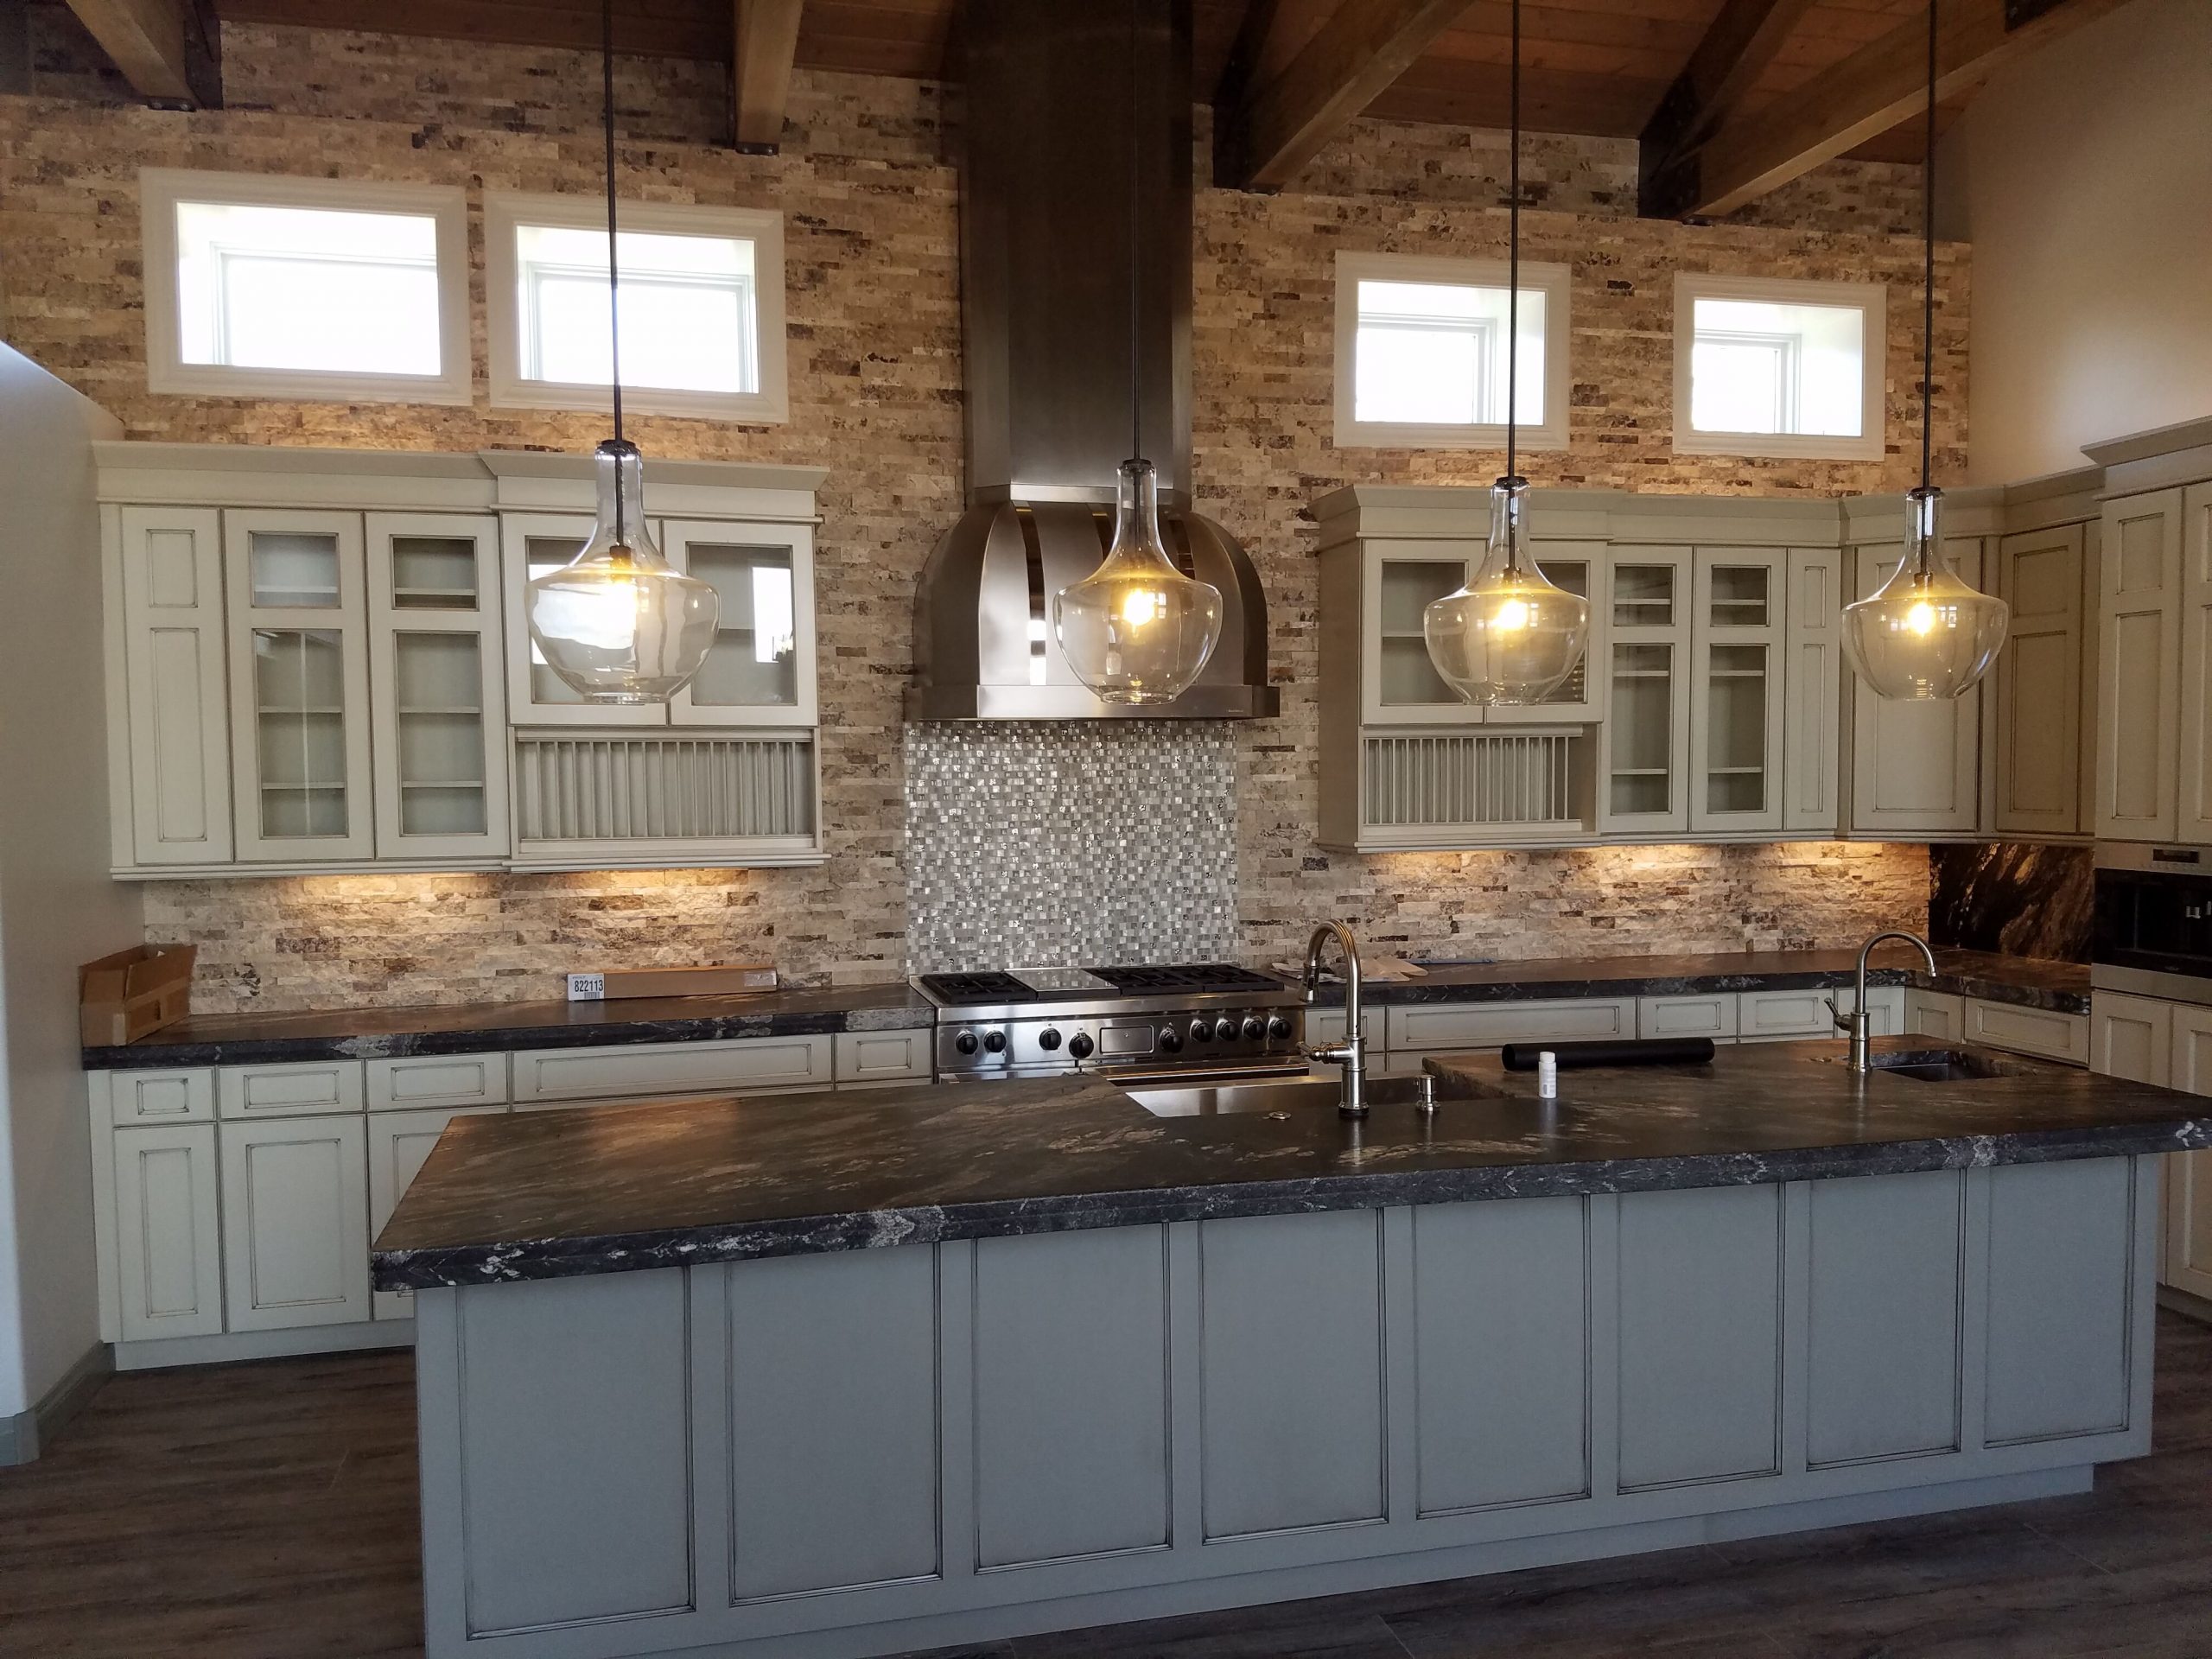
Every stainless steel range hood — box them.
[906,0,1277,722]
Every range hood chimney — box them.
[906,0,1277,721]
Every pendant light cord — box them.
[1504,0,1520,482]
[603,0,625,447]
[1919,0,1936,498]
[1128,0,1141,463]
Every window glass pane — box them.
[175,200,442,376]
[1353,278,1545,427]
[516,223,759,395]
[1689,296,1865,437]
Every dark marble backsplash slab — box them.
[1929,842,2093,963]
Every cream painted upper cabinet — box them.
[499,512,663,728]
[108,505,233,868]
[1991,522,2088,837]
[225,510,378,862]
[366,512,511,861]
[1521,542,1607,726]
[1848,537,1985,836]
[1598,547,1693,836]
[665,520,820,729]
[2174,484,2212,845]
[1690,548,1785,834]
[2094,488,2184,842]
[1782,545,1843,833]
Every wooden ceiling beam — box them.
[732,0,803,149]
[1214,0,1477,191]
[1637,0,1815,216]
[1662,0,2131,219]
[66,0,220,105]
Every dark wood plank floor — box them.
[3,1313,2207,1658]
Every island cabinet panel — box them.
[1411,1198,1591,1516]
[721,1247,941,1601]
[971,1227,1172,1567]
[1804,1171,1965,1467]
[1198,1210,1386,1541]
[443,1271,695,1637]
[1984,1160,2138,1446]
[1615,1185,1783,1491]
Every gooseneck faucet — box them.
[1834,930,1938,1074]
[1302,921,1367,1119]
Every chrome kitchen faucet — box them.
[1303,921,1368,1119]
[1834,930,1939,1074]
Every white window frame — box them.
[485,192,789,425]
[1672,273,1886,461]
[1333,251,1572,452]
[139,168,472,405]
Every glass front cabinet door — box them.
[224,510,376,861]
[1599,548,1693,834]
[499,512,664,728]
[365,513,510,861]
[665,520,818,728]
[1690,548,1786,834]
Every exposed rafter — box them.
[65,0,219,106]
[731,0,802,151]
[1662,0,2130,219]
[1637,0,1815,219]
[1214,0,1474,192]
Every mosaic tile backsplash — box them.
[904,724,1237,974]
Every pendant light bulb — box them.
[526,440,719,703]
[1841,487,2007,701]
[1054,459,1224,705]
[1423,476,1590,707]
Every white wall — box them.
[1938,0,2212,485]
[0,345,137,1423]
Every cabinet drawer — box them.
[1304,1007,1384,1051]
[217,1060,365,1119]
[510,1035,835,1104]
[1637,995,1737,1042]
[367,1052,511,1112]
[1388,997,1632,1053]
[109,1068,215,1126]
[1738,988,1837,1042]
[1965,998,2088,1066]
[1907,989,1966,1042]
[834,1029,933,1088]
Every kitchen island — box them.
[374,1039,2204,1659]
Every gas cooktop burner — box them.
[916,971,1037,1003]
[1085,963,1286,995]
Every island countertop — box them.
[372,1036,2204,1291]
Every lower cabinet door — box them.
[369,1105,507,1319]
[2164,1006,2212,1300]
[219,1116,372,1332]
[112,1123,225,1341]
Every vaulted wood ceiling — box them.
[78,0,2133,216]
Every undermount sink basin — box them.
[1861,1049,2011,1083]
[1127,1074,1470,1118]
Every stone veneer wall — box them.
[3,13,1942,1010]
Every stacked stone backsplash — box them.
[1929,843,2094,963]
[6,14,1944,1013]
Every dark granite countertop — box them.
[372,1035,2201,1291]
[1308,947,2089,1016]
[81,982,933,1070]
[86,948,2085,1071]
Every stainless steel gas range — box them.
[912,964,1306,1082]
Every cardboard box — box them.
[596,963,779,1001]
[79,944,196,1046]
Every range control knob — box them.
[1215,1017,1239,1042]
[1067,1033,1095,1060]
[1243,1016,1268,1040]
[1158,1025,1183,1054]
[1038,1027,1063,1052]
[983,1030,1008,1053]
[1268,1014,1294,1039]
[1188,1018,1212,1044]
[953,1029,979,1056]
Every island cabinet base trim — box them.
[408,1160,2158,1659]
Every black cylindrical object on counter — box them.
[1500,1037,1716,1071]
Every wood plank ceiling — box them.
[153,1,2124,213]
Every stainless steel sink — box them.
[1128,1074,1465,1118]
[1861,1049,2011,1083]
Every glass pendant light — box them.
[1842,0,2006,702]
[1052,0,1223,705]
[1422,0,1588,707]
[524,0,718,703]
